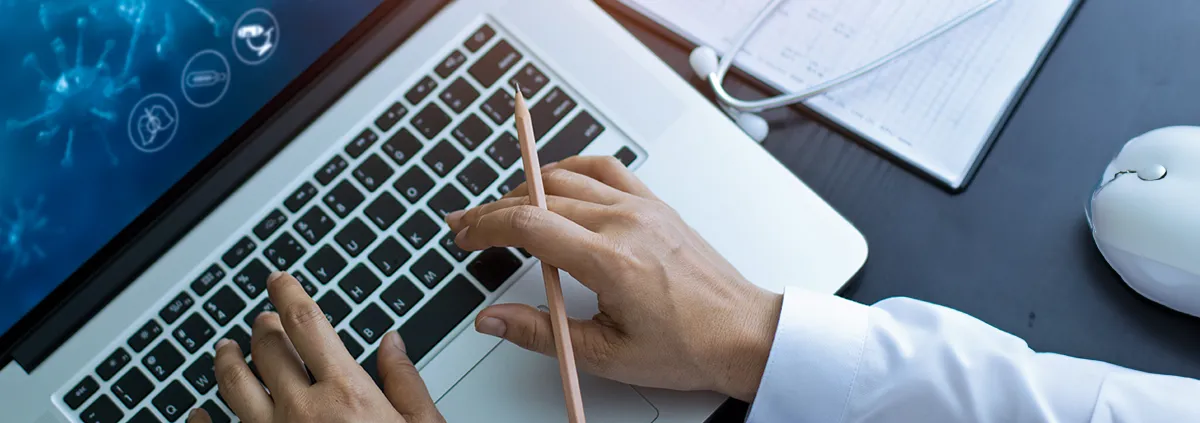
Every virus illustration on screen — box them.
[114,0,228,59]
[0,195,49,280]
[6,15,139,167]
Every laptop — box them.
[0,0,867,422]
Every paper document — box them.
[620,0,1078,189]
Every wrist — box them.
[710,288,783,402]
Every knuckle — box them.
[251,329,288,355]
[284,302,327,328]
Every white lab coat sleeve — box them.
[745,287,1200,423]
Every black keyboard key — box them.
[294,271,319,297]
[158,291,194,325]
[530,87,577,139]
[398,210,440,250]
[339,264,382,304]
[422,140,463,177]
[80,395,124,423]
[204,286,245,327]
[351,303,394,345]
[346,128,382,159]
[439,77,480,114]
[353,154,395,193]
[183,353,217,394]
[406,75,438,105]
[429,184,469,218]
[128,408,158,423]
[111,368,153,408]
[469,248,523,291]
[152,380,196,421]
[95,348,132,381]
[253,209,289,241]
[190,263,226,297]
[200,400,231,423]
[324,180,366,219]
[486,132,521,169]
[615,146,638,167]
[368,237,411,277]
[306,245,348,284]
[284,182,319,213]
[483,195,499,204]
[498,170,525,195]
[127,320,163,353]
[364,192,406,230]
[375,103,409,134]
[221,325,252,358]
[510,63,549,97]
[440,233,471,262]
[452,113,492,151]
[264,232,306,271]
[399,276,485,363]
[464,24,496,52]
[221,236,256,269]
[315,155,350,186]
[173,313,216,353]
[469,40,522,88]
[245,297,278,327]
[380,276,424,317]
[361,351,383,389]
[317,293,352,326]
[481,89,515,124]
[381,128,423,167]
[412,103,452,140]
[540,111,605,164]
[339,330,365,358]
[411,250,453,289]
[435,49,468,79]
[457,159,498,196]
[142,341,184,381]
[516,247,532,258]
[65,376,99,410]
[234,259,272,299]
[335,218,378,258]
[394,166,436,203]
[294,206,336,245]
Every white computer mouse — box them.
[1088,126,1200,317]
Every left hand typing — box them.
[186,272,445,423]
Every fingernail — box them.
[476,317,507,338]
[386,331,407,353]
[446,210,466,225]
[268,271,287,283]
[215,338,232,350]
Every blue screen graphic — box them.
[0,0,383,336]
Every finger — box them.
[545,156,658,199]
[187,408,213,423]
[214,339,272,422]
[250,312,311,398]
[266,272,358,381]
[503,168,628,205]
[446,195,610,233]
[475,304,624,376]
[378,332,441,420]
[452,205,605,269]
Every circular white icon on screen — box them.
[128,93,180,153]
[232,8,280,65]
[181,49,231,108]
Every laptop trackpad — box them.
[437,342,659,422]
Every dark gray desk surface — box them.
[607,0,1200,420]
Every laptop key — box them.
[422,140,464,177]
[294,271,319,297]
[457,158,498,196]
[284,181,319,213]
[221,325,252,358]
[510,63,549,97]
[615,146,638,167]
[394,166,436,203]
[411,249,452,289]
[127,408,158,423]
[306,245,348,284]
[439,233,471,262]
[158,291,194,325]
[200,400,232,423]
[173,313,216,353]
[339,264,383,304]
[364,192,406,230]
[429,184,469,218]
[183,353,217,394]
[406,75,438,105]
[324,180,366,219]
[339,330,365,359]
[204,286,246,327]
[469,39,522,88]
[381,128,423,167]
[481,89,515,124]
[221,236,256,269]
[245,298,276,327]
[127,320,163,353]
[111,368,153,408]
[353,154,395,193]
[412,103,452,140]
[317,292,352,326]
[351,303,394,344]
[439,77,480,114]
[380,276,424,318]
[368,237,410,277]
[540,111,605,164]
[264,232,306,271]
[530,87,578,139]
[498,170,525,195]
[234,259,272,299]
[486,132,521,169]
[295,206,336,245]
[463,24,495,52]
[142,340,184,381]
[335,218,378,258]
[346,128,382,159]
[375,104,408,138]
[452,113,492,151]
[80,394,124,423]
[95,347,132,381]
[253,209,289,241]
[399,275,485,363]
[469,248,523,292]
[398,210,439,250]
[64,375,98,410]
[435,49,468,79]
[190,263,226,296]
[152,380,196,422]
[315,155,350,186]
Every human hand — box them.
[186,272,444,423]
[446,156,783,402]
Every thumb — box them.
[475,303,623,374]
[377,332,443,422]
[187,408,213,423]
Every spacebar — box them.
[397,276,485,363]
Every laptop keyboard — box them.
[58,20,643,423]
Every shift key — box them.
[539,111,605,164]
[397,276,484,363]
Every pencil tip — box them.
[513,81,523,98]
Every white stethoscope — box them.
[689,0,1001,142]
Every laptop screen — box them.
[0,2,384,337]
